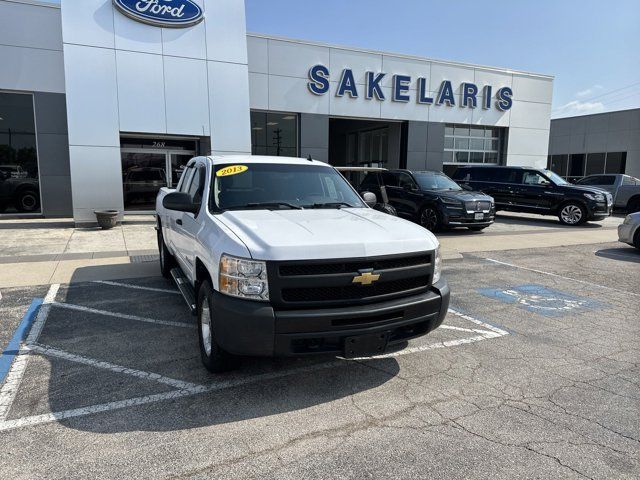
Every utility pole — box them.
[272,128,283,156]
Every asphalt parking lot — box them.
[0,241,638,479]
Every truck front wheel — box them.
[197,281,236,373]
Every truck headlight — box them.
[432,247,442,284]
[219,254,269,301]
[584,193,604,202]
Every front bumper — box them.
[587,200,612,220]
[618,222,636,244]
[210,280,450,357]
[441,206,495,227]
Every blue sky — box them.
[245,0,640,118]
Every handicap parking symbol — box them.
[477,284,607,318]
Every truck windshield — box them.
[211,163,366,211]
[413,172,462,191]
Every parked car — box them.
[361,169,495,232]
[452,166,613,225]
[618,212,640,250]
[156,156,449,372]
[576,174,640,213]
[0,169,40,212]
[335,166,398,216]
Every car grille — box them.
[282,277,427,303]
[269,253,433,309]
[465,200,492,212]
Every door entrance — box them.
[120,136,197,211]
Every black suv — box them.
[361,169,495,231]
[452,166,613,225]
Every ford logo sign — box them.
[113,0,204,28]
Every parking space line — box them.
[0,307,509,432]
[485,258,640,298]
[50,303,195,329]
[0,284,59,420]
[440,325,486,334]
[29,343,202,391]
[0,360,342,432]
[93,280,181,295]
[447,308,509,336]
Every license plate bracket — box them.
[474,212,484,220]
[343,332,389,358]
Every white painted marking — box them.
[0,284,59,420]
[0,308,509,432]
[29,344,201,391]
[0,360,343,432]
[50,302,194,329]
[350,309,508,360]
[93,280,180,295]
[485,258,640,298]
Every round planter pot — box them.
[94,210,119,230]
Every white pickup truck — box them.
[156,156,449,372]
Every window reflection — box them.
[251,112,298,157]
[0,92,40,214]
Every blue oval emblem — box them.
[113,0,204,28]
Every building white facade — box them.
[0,0,554,223]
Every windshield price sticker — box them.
[217,165,248,177]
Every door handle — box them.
[176,219,182,226]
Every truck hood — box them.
[216,208,438,261]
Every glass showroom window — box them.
[0,92,41,214]
[549,152,627,180]
[444,124,502,166]
[251,111,298,157]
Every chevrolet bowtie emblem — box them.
[352,271,380,286]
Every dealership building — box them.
[0,0,555,223]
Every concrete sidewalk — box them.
[0,212,625,288]
[0,216,158,287]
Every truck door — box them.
[173,164,206,279]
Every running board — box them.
[170,268,197,315]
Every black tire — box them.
[467,226,487,232]
[373,203,398,216]
[197,280,236,373]
[634,229,640,250]
[157,229,176,279]
[627,197,640,214]
[418,206,441,232]
[14,189,40,212]
[558,202,587,226]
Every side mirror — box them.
[361,191,377,207]
[162,192,200,214]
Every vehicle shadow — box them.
[494,213,606,229]
[595,247,640,263]
[37,267,402,434]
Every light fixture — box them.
[266,122,278,126]
[282,116,295,120]
[252,127,263,131]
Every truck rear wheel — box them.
[157,230,176,279]
[197,281,236,373]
